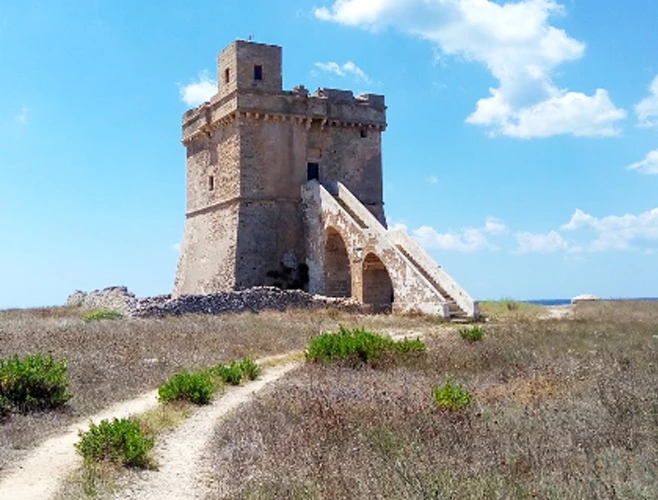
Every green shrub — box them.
[392,338,428,353]
[75,417,154,468]
[158,372,214,405]
[460,325,485,342]
[211,362,244,386]
[238,358,262,381]
[432,379,472,411]
[207,357,262,386]
[82,309,123,323]
[306,326,426,366]
[0,354,72,411]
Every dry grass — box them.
[0,306,443,475]
[479,299,545,320]
[205,301,658,499]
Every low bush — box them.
[432,378,472,411]
[459,325,485,342]
[306,326,426,366]
[238,358,262,381]
[211,362,244,385]
[75,417,154,468]
[158,372,214,405]
[209,358,262,385]
[0,354,72,411]
[82,309,123,323]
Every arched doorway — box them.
[362,253,394,312]
[324,228,352,297]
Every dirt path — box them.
[540,305,574,320]
[0,333,434,500]
[0,390,160,500]
[114,363,299,500]
[0,352,299,500]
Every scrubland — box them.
[2,301,658,499]
[205,301,658,499]
[0,306,439,475]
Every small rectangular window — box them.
[254,65,263,81]
[209,175,215,191]
[224,68,230,84]
[307,162,319,181]
[360,129,368,138]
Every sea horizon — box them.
[518,297,658,306]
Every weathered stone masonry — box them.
[174,40,478,319]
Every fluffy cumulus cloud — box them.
[562,207,658,251]
[407,216,508,252]
[516,230,573,253]
[314,0,626,138]
[627,149,658,175]
[315,61,371,83]
[635,73,658,127]
[179,71,217,107]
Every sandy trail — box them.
[0,390,160,500]
[541,305,574,320]
[115,363,299,500]
[0,352,298,500]
[0,334,430,500]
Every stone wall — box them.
[65,287,139,316]
[66,286,359,318]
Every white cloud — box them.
[428,175,438,184]
[516,230,573,253]
[627,149,658,175]
[15,107,28,124]
[635,74,658,127]
[179,71,217,107]
[315,0,626,138]
[410,216,508,252]
[484,217,509,235]
[562,207,658,251]
[315,61,371,83]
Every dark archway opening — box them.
[362,253,394,312]
[324,228,352,298]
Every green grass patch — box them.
[75,417,154,468]
[158,372,214,405]
[479,299,544,319]
[0,354,72,412]
[82,308,123,323]
[460,325,485,342]
[306,326,426,367]
[433,378,472,411]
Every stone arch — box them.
[362,252,394,311]
[324,227,352,297]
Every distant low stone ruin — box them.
[66,286,359,318]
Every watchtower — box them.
[173,40,388,296]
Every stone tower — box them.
[174,40,387,296]
[174,40,478,319]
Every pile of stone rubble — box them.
[66,286,359,318]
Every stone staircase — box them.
[393,244,467,318]
[320,181,478,320]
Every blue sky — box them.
[1,0,657,308]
